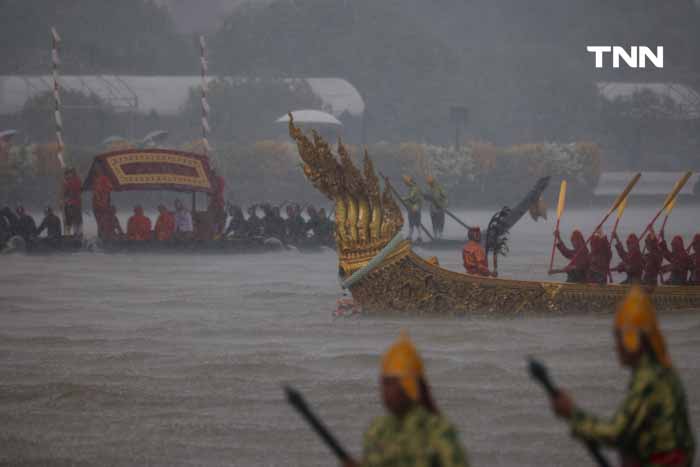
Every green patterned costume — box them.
[404,186,423,212]
[361,405,469,467]
[429,183,448,211]
[569,354,695,466]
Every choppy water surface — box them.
[1,206,699,466]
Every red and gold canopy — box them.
[82,149,213,193]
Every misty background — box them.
[1,0,699,206]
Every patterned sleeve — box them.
[569,370,654,446]
[361,418,387,467]
[430,419,470,467]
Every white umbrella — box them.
[0,129,18,142]
[102,135,128,146]
[142,130,169,145]
[276,110,342,126]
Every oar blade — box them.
[556,180,567,220]
[616,195,628,219]
[608,172,641,216]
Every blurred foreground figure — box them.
[342,333,469,467]
[550,287,695,467]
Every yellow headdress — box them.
[426,175,435,185]
[615,287,671,367]
[402,175,414,186]
[381,332,424,401]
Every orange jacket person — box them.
[127,206,152,241]
[462,227,491,276]
[154,205,175,241]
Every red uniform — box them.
[614,234,643,284]
[63,171,83,233]
[642,233,663,286]
[92,174,114,239]
[690,234,700,285]
[556,230,589,283]
[660,235,692,285]
[462,240,490,276]
[127,206,152,241]
[154,210,175,241]
[589,234,612,284]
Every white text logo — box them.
[586,46,663,69]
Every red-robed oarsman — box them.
[642,232,663,286]
[690,234,700,285]
[659,235,692,285]
[92,171,114,239]
[614,233,643,284]
[588,231,612,284]
[462,227,491,276]
[154,205,175,241]
[127,206,152,241]
[555,229,589,283]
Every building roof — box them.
[596,82,700,119]
[0,75,365,118]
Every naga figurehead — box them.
[288,114,403,277]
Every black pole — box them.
[527,358,612,467]
[284,386,350,462]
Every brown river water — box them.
[1,206,699,466]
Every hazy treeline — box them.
[2,0,699,176]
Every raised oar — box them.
[284,386,351,463]
[527,358,612,467]
[548,180,567,273]
[550,172,641,275]
[380,173,435,241]
[639,171,692,241]
[658,197,677,239]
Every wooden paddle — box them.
[639,171,692,241]
[285,386,351,462]
[548,180,567,273]
[527,358,611,467]
[551,173,641,275]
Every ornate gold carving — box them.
[288,115,700,314]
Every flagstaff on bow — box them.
[51,26,65,168]
[199,35,211,155]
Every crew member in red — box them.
[208,168,226,235]
[126,205,152,241]
[553,229,589,283]
[588,229,612,284]
[62,167,83,237]
[690,234,700,285]
[462,227,492,276]
[613,233,643,284]
[641,231,663,286]
[154,204,175,241]
[92,165,113,239]
[659,235,692,285]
